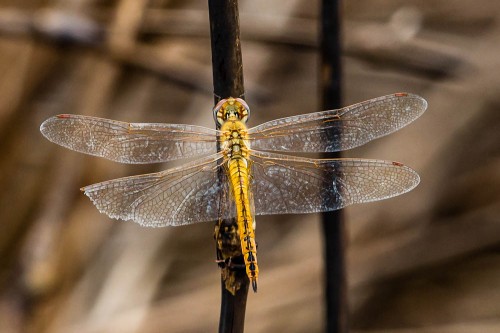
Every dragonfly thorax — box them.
[220,119,250,160]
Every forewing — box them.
[250,150,419,215]
[248,93,427,153]
[40,114,218,164]
[82,153,235,227]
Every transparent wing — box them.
[248,93,427,153]
[40,114,219,164]
[81,153,236,227]
[250,150,419,215]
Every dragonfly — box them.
[40,92,427,292]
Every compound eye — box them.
[235,98,250,123]
[213,99,226,126]
[213,97,250,124]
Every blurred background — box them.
[1,0,499,332]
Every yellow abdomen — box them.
[227,157,259,291]
[219,113,258,291]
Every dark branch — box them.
[209,0,244,101]
[208,1,248,333]
[320,1,349,332]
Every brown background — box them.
[0,0,499,332]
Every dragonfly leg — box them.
[219,256,246,271]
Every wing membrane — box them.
[248,93,427,153]
[250,150,419,215]
[40,114,218,164]
[82,153,235,227]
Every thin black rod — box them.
[209,0,245,101]
[319,1,349,333]
[208,1,248,333]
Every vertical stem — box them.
[320,1,349,333]
[209,0,245,101]
[208,1,248,333]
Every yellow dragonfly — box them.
[40,92,427,292]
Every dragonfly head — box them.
[213,97,250,126]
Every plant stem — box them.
[320,0,349,332]
[209,0,245,101]
[208,1,248,332]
